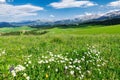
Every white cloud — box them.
[0,0,6,3]
[50,15,55,18]
[49,0,97,9]
[0,3,44,22]
[108,0,120,7]
[75,12,104,20]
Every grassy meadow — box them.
[0,24,120,80]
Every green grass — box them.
[49,24,120,35]
[0,26,35,33]
[0,24,120,80]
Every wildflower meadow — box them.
[0,25,120,80]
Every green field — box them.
[0,26,36,33]
[0,25,120,80]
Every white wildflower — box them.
[65,66,68,69]
[28,61,31,64]
[70,58,73,61]
[42,56,44,58]
[81,74,84,78]
[70,71,74,75]
[69,62,72,64]
[15,65,25,72]
[26,76,30,80]
[48,65,50,68]
[26,64,29,67]
[97,65,101,67]
[2,50,5,54]
[45,60,48,63]
[81,58,84,61]
[24,62,27,64]
[23,73,27,77]
[76,67,80,70]
[11,70,16,77]
[69,65,73,68]
[50,53,53,57]
[55,68,58,72]
[60,60,65,63]
[79,71,81,74]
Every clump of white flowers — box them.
[15,65,25,72]
[23,73,30,80]
[37,46,107,79]
[10,65,25,77]
[70,70,74,75]
[24,55,32,67]
[11,70,16,77]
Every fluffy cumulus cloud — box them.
[108,0,120,7]
[0,0,6,3]
[0,2,44,22]
[49,0,97,9]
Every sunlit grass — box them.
[0,24,120,80]
[0,26,35,33]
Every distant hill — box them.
[0,10,120,27]
[0,22,13,27]
[85,18,120,25]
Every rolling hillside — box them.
[0,24,120,35]
[0,24,120,80]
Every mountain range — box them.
[0,10,120,27]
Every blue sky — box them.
[0,0,120,22]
